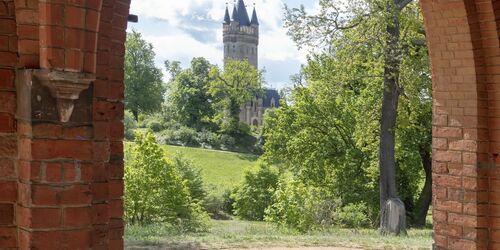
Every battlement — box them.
[223,23,259,36]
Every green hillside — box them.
[163,145,259,194]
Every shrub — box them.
[222,189,235,215]
[220,134,236,149]
[124,110,138,141]
[232,164,279,221]
[171,154,206,203]
[334,203,371,228]
[265,178,341,232]
[156,126,200,146]
[201,188,235,220]
[197,130,221,149]
[177,126,199,146]
[124,131,209,230]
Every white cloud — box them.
[144,32,222,67]
[130,0,317,88]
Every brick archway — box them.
[0,0,498,249]
[0,0,128,248]
[421,0,500,249]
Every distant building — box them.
[222,0,280,127]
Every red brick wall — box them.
[0,0,18,248]
[0,0,129,249]
[421,0,499,249]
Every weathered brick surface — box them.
[421,0,500,249]
[0,0,18,248]
[0,0,128,249]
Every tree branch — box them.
[397,0,413,10]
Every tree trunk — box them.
[379,1,406,235]
[133,109,139,122]
[413,146,432,227]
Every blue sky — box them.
[128,0,318,89]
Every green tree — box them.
[124,132,196,225]
[125,30,165,121]
[209,59,264,135]
[233,164,279,221]
[286,0,430,234]
[171,153,207,203]
[166,57,215,130]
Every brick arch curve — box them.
[421,0,499,249]
[0,0,498,249]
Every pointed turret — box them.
[236,0,250,26]
[231,4,239,22]
[251,6,259,26]
[224,4,231,24]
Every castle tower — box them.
[223,0,259,68]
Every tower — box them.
[223,0,259,68]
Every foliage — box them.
[171,154,206,203]
[124,110,138,141]
[334,203,371,229]
[140,114,167,132]
[124,132,209,231]
[209,59,264,135]
[265,178,342,232]
[166,57,215,130]
[263,85,379,214]
[262,0,431,230]
[157,126,200,147]
[124,30,165,120]
[232,164,279,221]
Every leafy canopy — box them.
[125,30,165,120]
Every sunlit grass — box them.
[163,145,259,194]
[125,220,432,250]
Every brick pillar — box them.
[0,0,19,248]
[0,0,129,249]
[421,0,500,249]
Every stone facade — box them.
[222,0,279,127]
[223,0,259,68]
[239,89,280,127]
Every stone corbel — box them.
[33,70,95,122]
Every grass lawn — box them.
[125,220,432,250]
[163,145,259,194]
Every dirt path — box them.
[233,248,361,250]
[127,245,362,250]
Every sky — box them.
[128,0,318,90]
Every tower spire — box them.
[236,0,250,26]
[231,1,239,22]
[251,4,259,26]
[224,3,231,24]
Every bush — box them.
[265,178,341,232]
[177,126,199,146]
[124,131,209,230]
[220,134,236,149]
[124,111,138,141]
[197,130,221,149]
[156,126,200,146]
[222,189,235,215]
[201,188,235,220]
[171,154,206,203]
[232,164,279,221]
[334,203,371,228]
